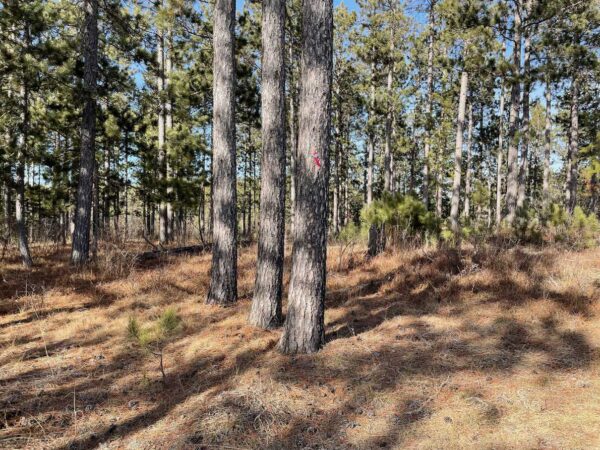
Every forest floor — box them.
[1,241,599,449]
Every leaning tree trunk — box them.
[250,0,286,329]
[542,81,551,209]
[504,5,522,226]
[565,76,579,214]
[71,0,98,266]
[278,0,332,354]
[206,0,237,305]
[450,69,468,238]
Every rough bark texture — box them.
[496,81,506,226]
[278,0,332,354]
[206,0,237,305]
[542,83,551,208]
[384,28,394,193]
[565,76,579,213]
[423,1,435,208]
[16,84,32,268]
[166,30,174,242]
[250,0,286,329]
[517,3,532,211]
[71,0,97,266]
[463,102,473,218]
[156,13,168,245]
[450,69,468,237]
[505,5,521,225]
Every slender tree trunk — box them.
[496,80,506,226]
[278,0,332,354]
[505,4,522,225]
[565,76,579,213]
[207,0,237,305]
[384,27,394,193]
[450,69,468,238]
[463,102,473,218]
[250,0,286,329]
[71,0,98,265]
[16,84,33,268]
[156,11,168,245]
[517,2,532,210]
[166,28,174,242]
[423,0,436,208]
[332,92,341,235]
[542,81,551,208]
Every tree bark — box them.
[156,6,168,245]
[384,27,394,193]
[166,28,174,242]
[206,0,237,305]
[250,0,286,329]
[450,69,468,238]
[542,81,551,208]
[278,0,332,354]
[496,80,506,226]
[462,102,473,218]
[517,1,532,211]
[423,0,436,208]
[565,76,579,213]
[71,0,98,266]
[504,4,522,225]
[16,83,33,268]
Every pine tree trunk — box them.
[565,76,579,213]
[16,88,33,268]
[156,11,168,245]
[517,3,532,211]
[71,0,97,265]
[505,5,521,225]
[450,69,468,238]
[332,94,341,235]
[423,0,435,208]
[250,0,286,329]
[166,28,174,242]
[278,0,332,354]
[384,27,394,193]
[462,102,473,218]
[289,44,298,240]
[496,80,505,226]
[207,0,237,305]
[542,81,551,208]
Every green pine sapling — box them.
[127,308,182,385]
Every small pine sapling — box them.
[127,308,182,385]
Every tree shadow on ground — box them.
[0,244,597,449]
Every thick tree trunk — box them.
[278,0,332,354]
[450,69,468,238]
[565,76,579,213]
[71,0,98,266]
[542,82,551,208]
[289,44,298,239]
[496,81,505,226]
[250,0,286,329]
[462,102,473,218]
[505,5,521,225]
[206,0,237,305]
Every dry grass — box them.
[0,242,599,449]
